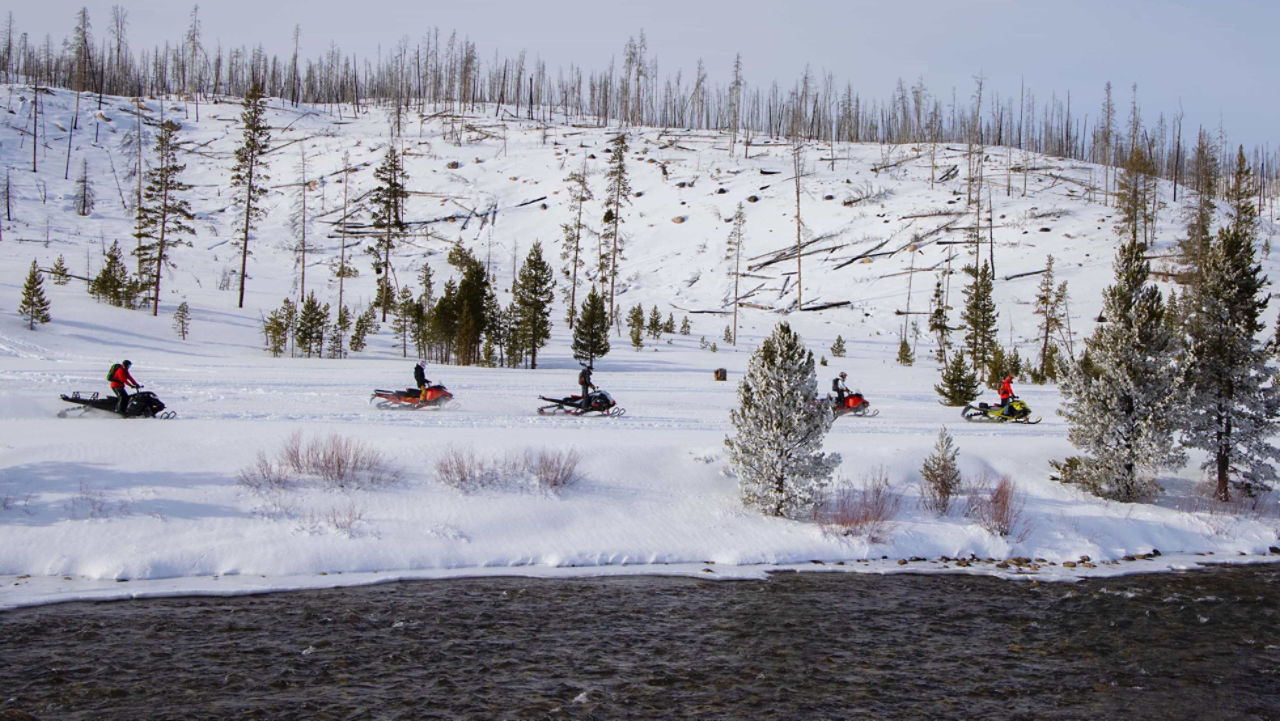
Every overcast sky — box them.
[11,0,1278,149]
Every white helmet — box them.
[417,359,427,368]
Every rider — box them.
[108,359,140,414]
[832,372,850,407]
[578,364,595,411]
[414,359,430,402]
[998,374,1015,416]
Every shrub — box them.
[240,432,401,491]
[966,475,1025,538]
[819,468,900,542]
[435,446,581,493]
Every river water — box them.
[2,564,1278,720]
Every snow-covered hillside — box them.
[1,85,1278,610]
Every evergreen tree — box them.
[723,325,734,345]
[928,274,951,363]
[830,334,846,358]
[263,298,297,357]
[571,286,611,365]
[348,305,378,353]
[447,244,490,365]
[230,82,271,309]
[172,300,191,339]
[1032,255,1069,381]
[368,145,409,321]
[1115,135,1158,248]
[294,292,329,358]
[935,349,979,405]
[679,316,692,336]
[725,202,746,345]
[559,162,592,329]
[961,260,998,379]
[663,313,676,334]
[627,303,645,350]
[390,285,417,358]
[601,131,631,323]
[647,305,663,340]
[290,145,314,298]
[1180,148,1280,500]
[725,322,840,518]
[89,240,137,308]
[1058,238,1183,501]
[134,119,194,316]
[50,255,70,285]
[74,157,94,216]
[18,260,51,329]
[514,241,556,369]
[920,427,962,515]
[896,337,915,366]
[326,305,351,359]
[1176,129,1219,281]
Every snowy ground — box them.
[2,85,1279,610]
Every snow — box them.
[1,85,1278,611]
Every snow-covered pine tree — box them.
[514,241,555,369]
[571,286,610,365]
[935,349,979,405]
[1058,238,1183,501]
[726,322,840,518]
[18,260,51,329]
[961,260,998,380]
[1180,148,1280,501]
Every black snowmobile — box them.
[537,389,625,417]
[58,389,175,419]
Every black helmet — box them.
[839,372,847,379]
[122,360,132,367]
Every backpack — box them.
[107,363,121,382]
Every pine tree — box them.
[600,131,631,323]
[90,240,137,308]
[348,305,378,353]
[263,298,297,357]
[725,202,746,345]
[679,316,691,336]
[74,156,94,216]
[1032,255,1068,381]
[368,146,409,321]
[447,244,490,365]
[830,334,846,358]
[896,337,915,366]
[935,349,979,405]
[928,274,951,363]
[571,286,611,365]
[389,285,416,358]
[1058,238,1183,501]
[627,303,645,350]
[50,255,70,285]
[326,305,351,359]
[647,305,663,340]
[559,162,592,329]
[290,145,314,298]
[961,260,998,379]
[514,241,556,369]
[1180,148,1280,501]
[134,119,194,316]
[18,260,51,329]
[172,300,191,340]
[1176,129,1218,281]
[725,322,840,518]
[723,325,734,344]
[1114,109,1158,249]
[920,427,962,515]
[231,82,271,309]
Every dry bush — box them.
[966,475,1026,538]
[435,446,582,493]
[819,468,900,543]
[240,433,400,492]
[526,448,582,491]
[324,503,367,536]
[1184,479,1280,518]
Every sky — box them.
[9,0,1279,149]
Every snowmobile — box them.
[827,391,878,418]
[58,388,175,419]
[371,383,456,410]
[962,396,1040,424]
[537,388,625,417]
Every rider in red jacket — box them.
[998,374,1014,415]
[109,360,140,414]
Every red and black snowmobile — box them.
[371,383,457,410]
[828,391,877,417]
[58,389,176,419]
[537,389,625,417]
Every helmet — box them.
[122,360,132,367]
[417,360,427,368]
[839,372,847,379]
